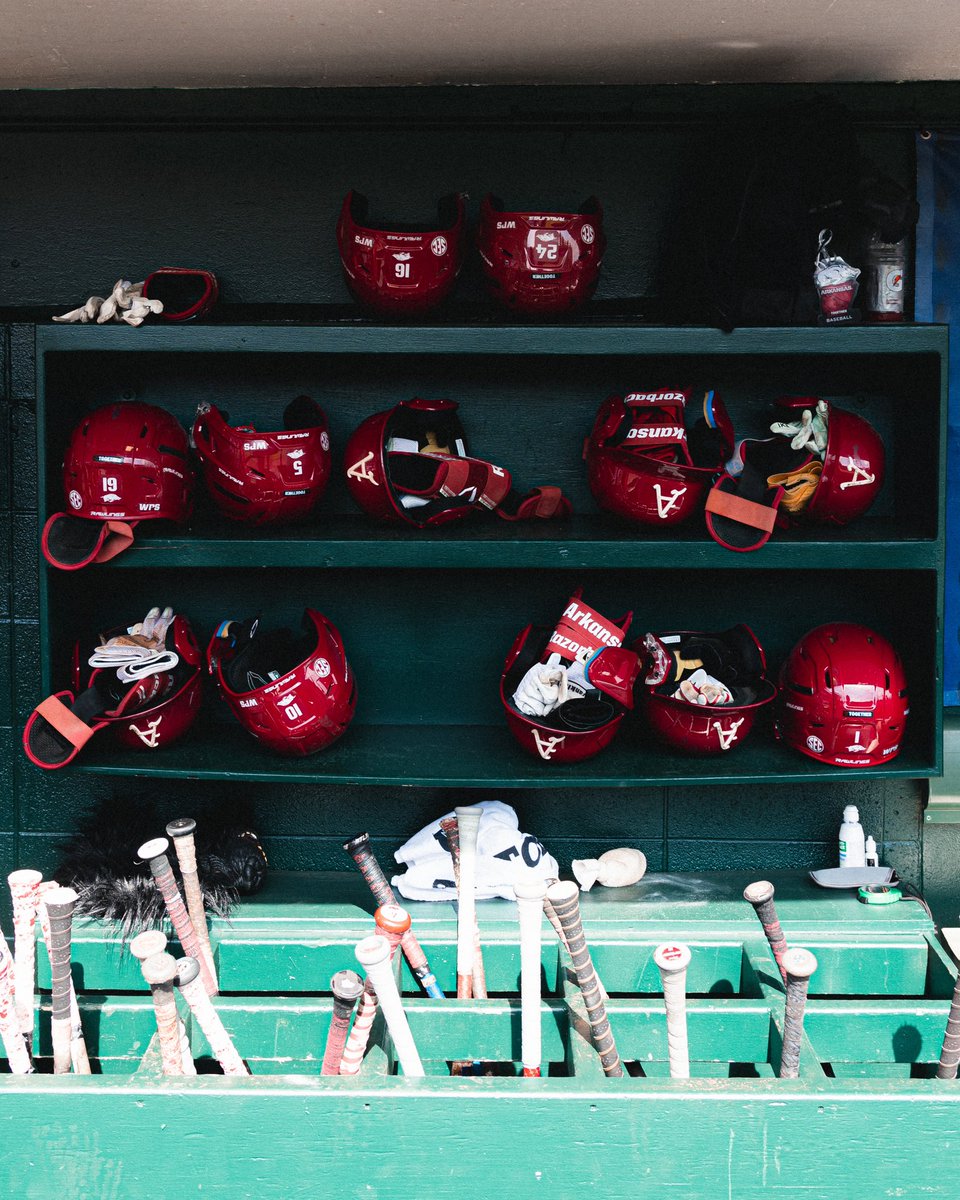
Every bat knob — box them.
[545,880,579,905]
[166,817,197,839]
[514,879,548,901]
[43,885,79,914]
[343,832,370,854]
[175,956,201,987]
[375,904,412,934]
[142,951,178,986]
[653,942,692,973]
[782,947,818,980]
[355,934,391,971]
[743,880,776,905]
[130,930,169,962]
[330,970,365,1003]
[138,837,170,864]
[7,868,43,892]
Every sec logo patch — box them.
[806,735,825,754]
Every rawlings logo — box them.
[533,730,565,760]
[347,452,379,486]
[275,432,310,441]
[653,484,687,519]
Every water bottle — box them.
[839,805,866,868]
[864,236,906,322]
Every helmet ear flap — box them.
[586,647,641,710]
[590,394,627,447]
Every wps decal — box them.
[653,484,687,519]
[347,452,379,486]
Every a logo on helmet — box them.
[243,439,269,451]
[288,449,305,460]
[653,484,687,519]
[838,456,876,490]
[713,717,745,750]
[355,235,374,248]
[129,717,163,748]
[533,730,566,760]
[68,489,83,510]
[581,224,596,245]
[305,657,331,683]
[347,452,379,486]
[321,431,330,452]
[431,236,448,256]
[806,734,825,754]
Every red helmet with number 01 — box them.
[344,397,571,527]
[192,397,331,525]
[208,609,356,756]
[500,591,638,764]
[585,388,734,526]
[42,402,194,570]
[638,625,777,755]
[337,190,466,315]
[23,614,202,770]
[478,194,605,315]
[776,622,908,768]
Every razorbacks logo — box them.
[533,730,565,760]
[653,484,687,519]
[712,717,744,751]
[129,717,163,748]
[347,452,379,486]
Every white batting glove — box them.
[513,658,569,717]
[52,295,105,324]
[672,668,733,706]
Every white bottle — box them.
[839,805,866,869]
[865,836,879,868]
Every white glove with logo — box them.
[513,657,569,716]
[770,399,829,457]
[672,668,733,706]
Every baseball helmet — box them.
[208,609,356,756]
[23,614,202,769]
[776,622,908,768]
[706,398,885,552]
[585,388,734,526]
[501,591,638,764]
[192,396,332,525]
[42,402,194,570]
[344,397,570,527]
[478,193,605,315]
[337,190,466,314]
[638,626,777,755]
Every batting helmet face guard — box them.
[23,614,202,769]
[638,626,777,755]
[337,190,467,315]
[192,396,332,526]
[42,402,194,570]
[585,388,734,526]
[344,397,571,527]
[208,609,356,756]
[141,268,219,322]
[501,591,638,764]
[776,622,908,768]
[478,194,605,315]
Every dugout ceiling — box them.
[4,0,960,90]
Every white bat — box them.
[515,878,547,1076]
[455,806,483,999]
[653,942,692,1079]
[355,935,424,1077]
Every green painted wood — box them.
[805,1002,951,1064]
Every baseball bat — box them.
[339,905,410,1076]
[936,963,960,1079]
[542,889,609,1003]
[743,880,789,986]
[778,946,818,1079]
[515,879,547,1077]
[355,934,424,1077]
[140,952,186,1076]
[138,837,218,997]
[653,942,692,1079]
[0,920,33,1073]
[321,970,364,1076]
[343,833,444,998]
[166,818,218,991]
[455,806,483,1000]
[546,880,623,1077]
[44,886,80,1075]
[175,956,249,1076]
[440,816,487,999]
[37,881,90,1074]
[131,929,196,1075]
[7,869,42,1058]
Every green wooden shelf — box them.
[104,513,938,570]
[71,721,938,787]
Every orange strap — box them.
[705,487,779,533]
[94,521,135,564]
[35,694,97,750]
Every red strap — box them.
[705,487,779,533]
[434,456,512,510]
[93,521,136,563]
[501,486,572,521]
[34,694,97,751]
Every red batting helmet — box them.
[42,402,194,570]
[208,609,356,756]
[776,622,908,768]
[478,194,605,315]
[344,397,570,527]
[23,614,202,769]
[337,190,466,315]
[585,388,734,526]
[192,396,332,525]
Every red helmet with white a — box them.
[42,402,193,570]
[478,194,605,315]
[585,388,734,526]
[23,611,202,769]
[501,590,639,764]
[192,397,331,525]
[638,626,776,755]
[208,609,356,756]
[337,191,466,315]
[344,397,571,527]
[776,622,907,768]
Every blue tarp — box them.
[916,131,960,705]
